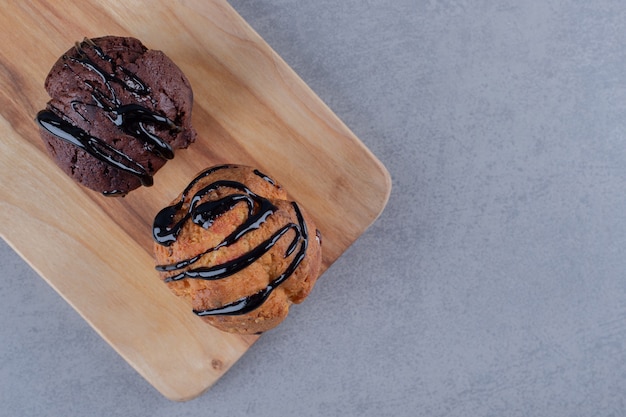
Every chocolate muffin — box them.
[36,36,196,195]
[152,165,323,334]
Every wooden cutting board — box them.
[0,0,391,401]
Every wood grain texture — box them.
[0,0,391,401]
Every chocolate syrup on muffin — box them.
[36,36,196,194]
[36,39,179,189]
[152,166,311,316]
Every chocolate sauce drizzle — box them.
[253,169,276,186]
[152,166,311,316]
[36,38,180,190]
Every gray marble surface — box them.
[3,1,626,415]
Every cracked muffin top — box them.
[36,36,196,196]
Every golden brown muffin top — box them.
[153,164,322,334]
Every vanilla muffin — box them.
[152,165,322,334]
[36,36,196,195]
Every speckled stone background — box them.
[3,1,626,415]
